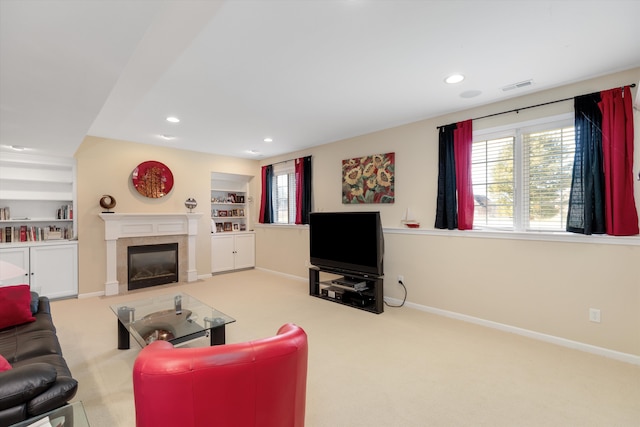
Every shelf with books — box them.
[0,153,76,244]
[1,223,73,244]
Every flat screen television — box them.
[309,211,384,277]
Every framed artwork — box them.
[238,208,245,217]
[131,160,174,198]
[236,195,245,203]
[219,210,227,217]
[233,223,239,231]
[223,222,232,232]
[216,223,223,233]
[227,193,236,203]
[342,152,395,204]
[232,209,239,217]
[240,223,247,231]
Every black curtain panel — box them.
[296,156,312,225]
[259,164,274,224]
[435,124,458,230]
[567,93,605,235]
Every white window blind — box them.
[522,126,575,231]
[272,161,297,224]
[472,136,515,229]
[472,117,575,232]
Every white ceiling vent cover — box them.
[502,79,534,92]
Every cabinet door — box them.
[211,235,235,273]
[0,247,30,286]
[30,244,78,299]
[234,233,255,269]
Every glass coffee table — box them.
[110,292,235,350]
[11,401,89,426]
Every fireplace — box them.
[127,243,178,290]
[100,213,201,296]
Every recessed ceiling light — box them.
[160,134,175,140]
[9,145,26,151]
[263,137,273,143]
[166,116,180,123]
[445,74,465,84]
[248,150,260,155]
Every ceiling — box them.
[1,0,639,160]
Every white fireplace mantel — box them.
[99,213,202,296]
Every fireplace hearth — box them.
[128,243,178,290]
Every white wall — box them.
[255,68,640,357]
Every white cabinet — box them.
[30,243,78,299]
[0,242,78,299]
[211,232,255,273]
[0,247,29,285]
[233,233,255,269]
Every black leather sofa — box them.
[0,294,78,426]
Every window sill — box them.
[254,223,308,230]
[384,227,640,246]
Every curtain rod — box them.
[436,83,636,130]
[266,155,311,167]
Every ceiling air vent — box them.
[502,79,533,92]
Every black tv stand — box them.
[308,267,383,314]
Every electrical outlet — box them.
[398,275,404,283]
[589,308,601,323]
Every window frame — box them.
[472,113,576,233]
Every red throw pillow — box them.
[0,284,36,330]
[0,355,11,372]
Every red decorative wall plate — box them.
[132,161,174,198]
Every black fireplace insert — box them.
[127,243,178,290]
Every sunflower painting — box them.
[342,153,395,204]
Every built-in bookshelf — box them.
[0,152,76,244]
[210,172,255,274]
[211,172,252,233]
[0,152,78,297]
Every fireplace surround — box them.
[100,213,202,296]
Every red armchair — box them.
[132,323,308,427]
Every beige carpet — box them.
[51,269,640,426]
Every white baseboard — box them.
[78,291,104,299]
[385,297,640,366]
[255,267,307,282]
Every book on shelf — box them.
[1,225,70,243]
[0,207,9,220]
[57,204,73,220]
